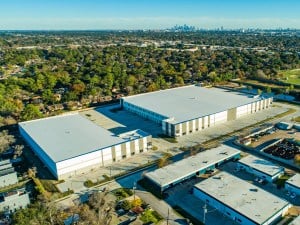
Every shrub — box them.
[40,180,59,193]
[123,188,133,196]
[84,180,94,188]
[103,174,111,181]
[140,209,162,224]
[152,146,158,150]
[120,200,132,211]
[294,154,300,166]
[131,198,142,207]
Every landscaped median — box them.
[33,177,74,200]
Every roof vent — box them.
[220,152,228,155]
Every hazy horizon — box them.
[1,0,300,30]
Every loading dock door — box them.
[227,108,237,121]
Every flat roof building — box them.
[144,145,240,192]
[19,113,152,180]
[193,172,290,225]
[237,155,284,182]
[0,189,30,214]
[121,85,273,137]
[0,160,18,188]
[285,173,300,196]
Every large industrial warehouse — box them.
[121,85,273,137]
[144,145,240,192]
[193,172,290,225]
[19,113,152,179]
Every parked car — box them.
[290,193,297,199]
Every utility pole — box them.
[203,203,207,225]
[133,181,136,202]
[166,208,170,225]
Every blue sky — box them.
[0,0,299,30]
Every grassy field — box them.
[236,79,300,92]
[292,116,300,122]
[279,69,300,85]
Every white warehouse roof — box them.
[122,85,265,123]
[194,172,290,225]
[19,113,148,163]
[286,173,300,189]
[238,155,284,177]
[145,145,240,188]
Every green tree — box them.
[257,89,262,95]
[147,83,158,92]
[179,62,186,72]
[266,86,272,94]
[140,209,160,224]
[175,76,184,86]
[0,67,4,76]
[71,81,86,95]
[20,104,42,121]
[127,75,137,87]
[120,200,132,211]
[295,154,300,166]
[42,89,55,104]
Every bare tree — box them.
[0,130,16,153]
[28,167,37,178]
[14,144,24,157]
[78,204,97,224]
[88,191,114,225]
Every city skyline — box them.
[0,0,300,30]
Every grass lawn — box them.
[292,116,300,123]
[279,69,300,85]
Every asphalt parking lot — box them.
[56,149,169,193]
[82,103,290,150]
[176,105,289,147]
[250,129,300,149]
[263,139,300,160]
[164,175,237,225]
